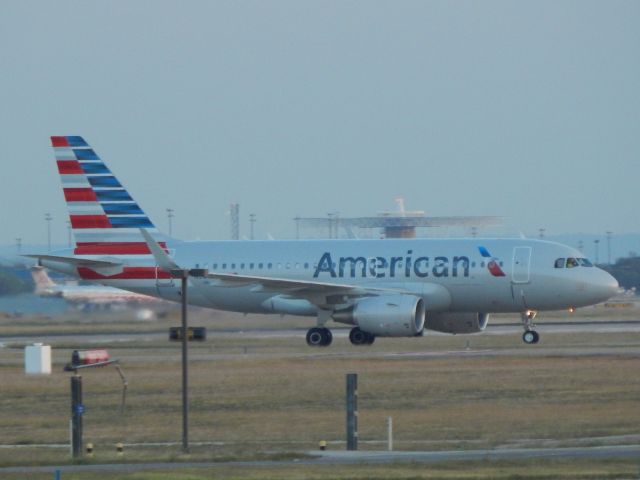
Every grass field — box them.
[1,307,639,478]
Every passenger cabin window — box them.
[555,258,565,268]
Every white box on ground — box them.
[25,343,52,375]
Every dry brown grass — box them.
[1,309,640,472]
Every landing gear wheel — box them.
[306,327,332,347]
[522,330,539,345]
[321,328,333,346]
[349,327,375,346]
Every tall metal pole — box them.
[180,270,189,453]
[249,213,256,240]
[45,213,52,252]
[594,239,600,264]
[606,231,612,265]
[15,237,21,254]
[167,208,174,237]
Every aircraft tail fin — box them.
[51,136,166,255]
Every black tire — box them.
[320,328,333,347]
[365,332,376,345]
[306,327,325,347]
[349,327,370,346]
[522,330,538,345]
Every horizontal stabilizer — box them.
[24,254,124,277]
[24,254,122,269]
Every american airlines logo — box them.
[313,251,471,279]
[313,246,506,279]
[478,246,506,277]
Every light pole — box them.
[538,228,545,239]
[606,231,613,265]
[166,208,174,237]
[45,213,52,252]
[249,213,256,240]
[594,239,600,264]
[169,267,208,454]
[15,237,22,254]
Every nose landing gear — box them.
[521,310,539,344]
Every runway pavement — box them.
[3,320,640,345]
[1,444,639,475]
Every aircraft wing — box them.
[200,271,402,308]
[202,272,371,294]
[24,254,122,269]
[139,228,399,306]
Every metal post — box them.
[346,373,358,451]
[167,208,174,237]
[180,271,189,453]
[606,231,612,265]
[230,203,239,240]
[594,239,600,264]
[387,416,393,451]
[249,213,256,240]
[45,213,52,252]
[70,375,83,459]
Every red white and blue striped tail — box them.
[51,136,166,256]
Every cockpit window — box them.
[566,258,579,268]
[577,258,594,267]
[554,258,565,268]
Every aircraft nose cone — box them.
[593,269,619,303]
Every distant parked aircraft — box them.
[30,136,618,346]
[31,265,161,317]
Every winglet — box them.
[140,229,179,271]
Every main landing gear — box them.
[349,327,375,346]
[306,327,333,347]
[520,310,539,344]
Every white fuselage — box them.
[43,237,618,317]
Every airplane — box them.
[29,136,619,346]
[31,265,163,314]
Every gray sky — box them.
[1,1,638,245]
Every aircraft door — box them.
[512,247,532,284]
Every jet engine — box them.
[424,312,489,334]
[332,294,425,337]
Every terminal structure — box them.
[295,198,502,239]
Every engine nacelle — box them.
[425,312,490,334]
[332,295,425,337]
